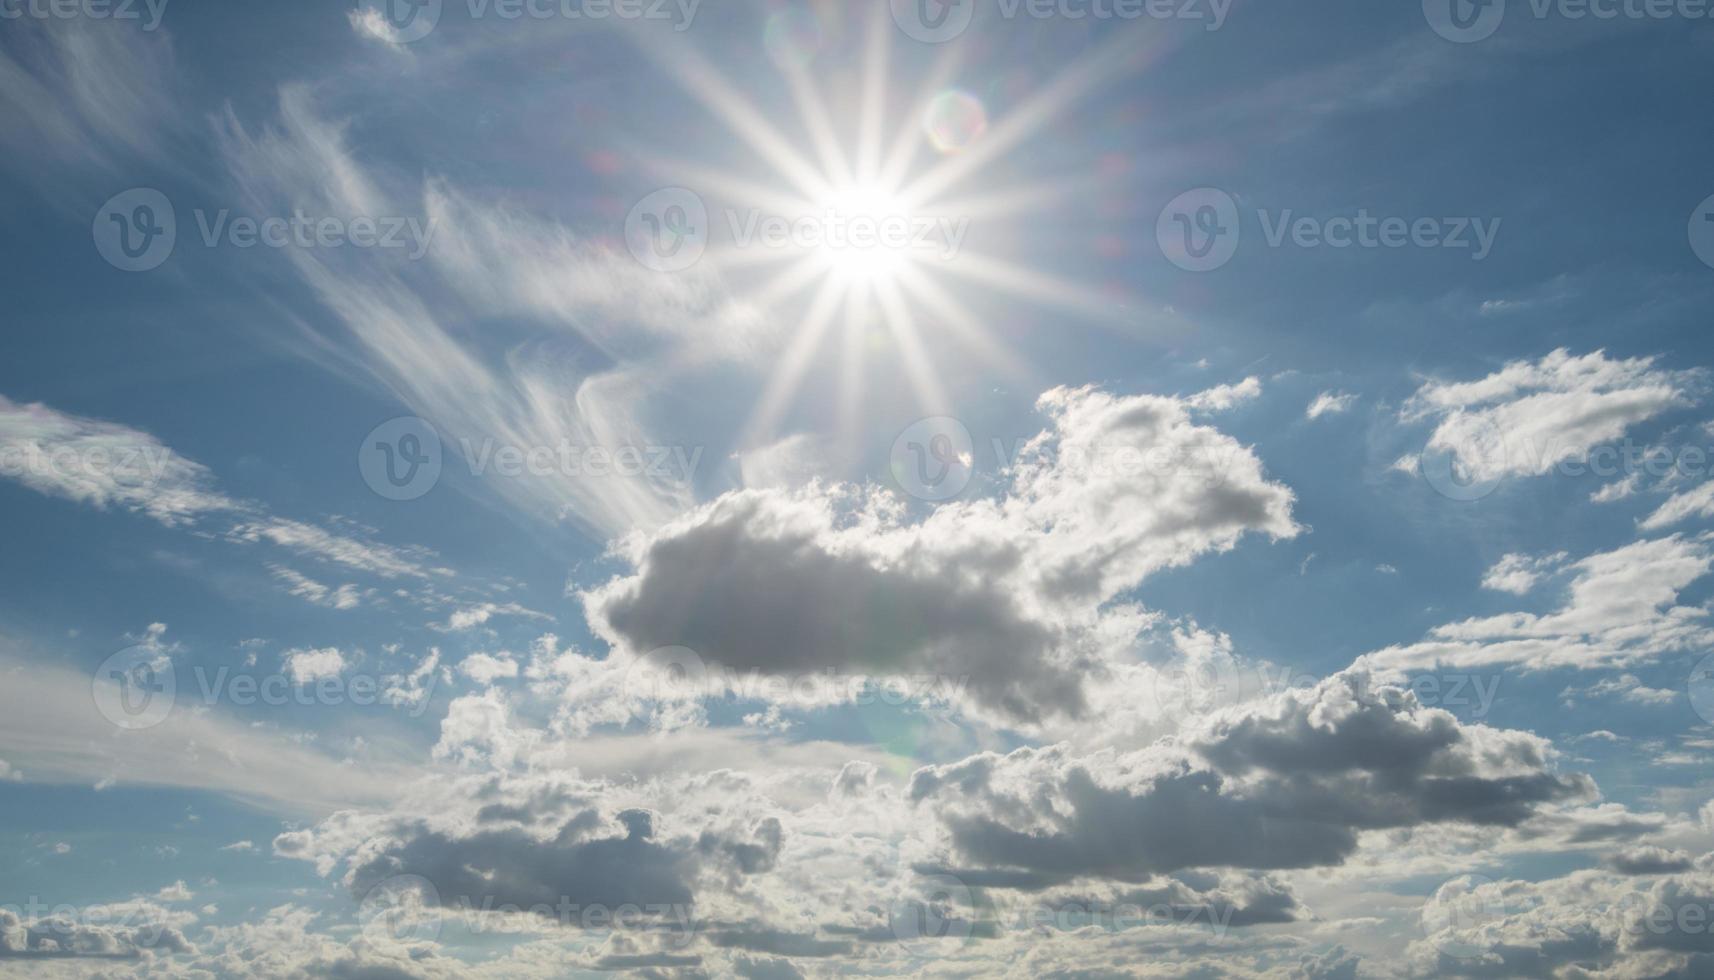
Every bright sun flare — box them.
[635,6,1151,447]
[810,183,915,285]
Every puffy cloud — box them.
[1403,348,1700,483]
[282,647,348,685]
[910,671,1592,881]
[1605,846,1696,875]
[458,653,521,686]
[1406,867,1714,977]
[585,385,1297,724]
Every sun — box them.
[809,183,917,286]
[627,6,1159,447]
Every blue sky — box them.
[3,1,1714,976]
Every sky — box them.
[2,0,1714,976]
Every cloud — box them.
[230,517,449,581]
[1365,535,1714,674]
[1480,552,1567,595]
[0,643,409,814]
[1306,390,1358,419]
[910,670,1592,881]
[457,652,520,686]
[585,384,1297,724]
[1406,867,1714,977]
[0,18,180,186]
[1644,479,1714,530]
[0,395,238,527]
[1403,349,1700,483]
[282,647,348,684]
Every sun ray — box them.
[933,250,1125,323]
[780,60,854,190]
[742,276,847,445]
[632,32,833,202]
[878,44,968,192]
[892,263,1035,384]
[900,28,1168,206]
[854,3,891,185]
[634,155,815,219]
[874,277,950,417]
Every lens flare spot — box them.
[923,89,987,154]
[764,9,822,70]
